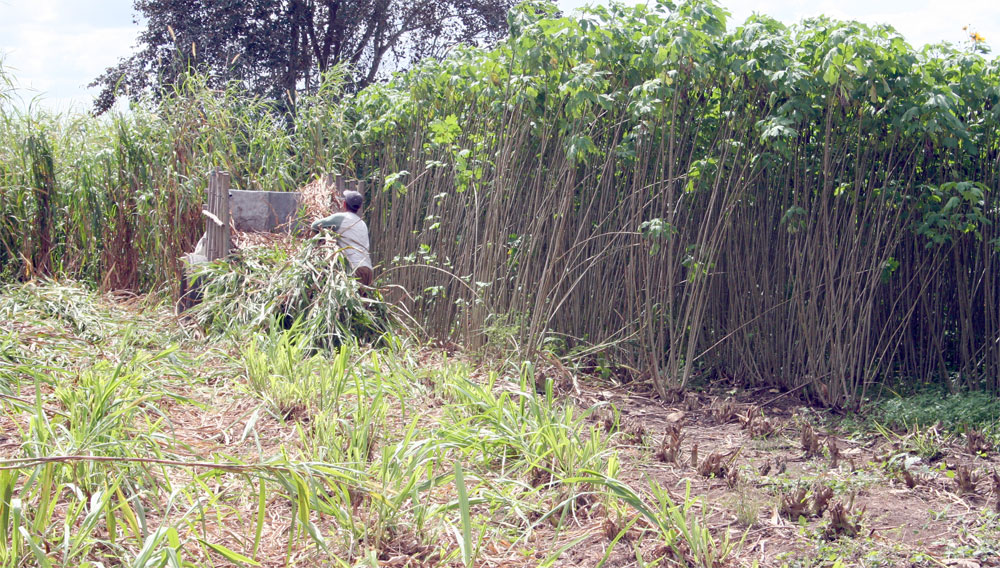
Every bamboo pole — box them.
[204,169,231,261]
[323,173,337,210]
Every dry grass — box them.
[298,176,336,222]
[232,230,301,252]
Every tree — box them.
[91,0,516,113]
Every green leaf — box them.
[823,65,840,85]
[429,114,461,145]
[454,462,474,567]
[540,533,591,566]
[253,479,265,558]
[200,541,261,566]
[20,526,53,568]
[166,527,180,549]
[383,170,410,194]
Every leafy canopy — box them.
[90,0,516,113]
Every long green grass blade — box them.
[201,540,261,566]
[454,461,473,567]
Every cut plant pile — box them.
[187,238,393,351]
[1,281,998,567]
[298,177,337,221]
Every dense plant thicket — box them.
[2,1,998,405]
[345,0,1000,405]
[0,73,352,291]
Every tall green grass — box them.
[0,71,352,293]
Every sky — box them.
[0,0,139,110]
[0,0,997,112]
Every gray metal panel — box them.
[229,190,304,233]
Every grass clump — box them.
[0,280,108,342]
[240,325,354,419]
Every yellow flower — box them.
[970,32,985,43]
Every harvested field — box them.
[1,281,997,567]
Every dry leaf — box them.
[945,560,981,568]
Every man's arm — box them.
[311,212,347,232]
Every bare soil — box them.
[550,373,1000,568]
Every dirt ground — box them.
[544,371,1000,568]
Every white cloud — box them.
[32,0,61,23]
[0,0,138,109]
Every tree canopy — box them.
[91,0,515,113]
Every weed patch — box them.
[872,391,1000,434]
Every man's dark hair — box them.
[343,191,363,213]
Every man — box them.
[310,190,374,287]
